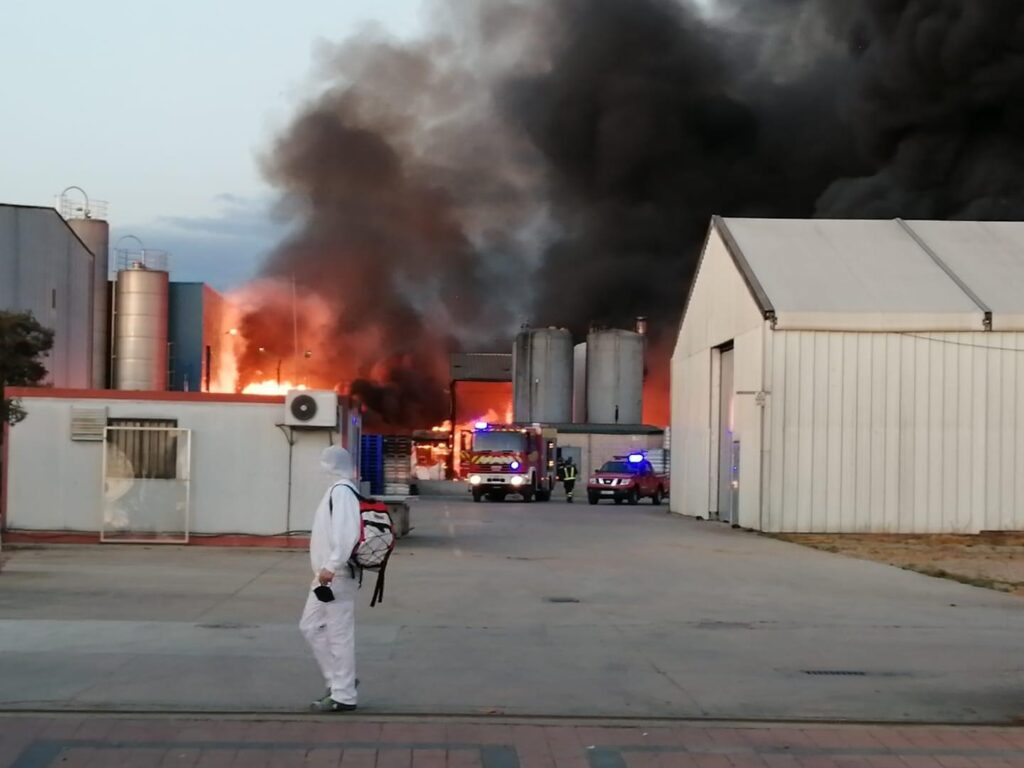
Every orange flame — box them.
[241,380,308,396]
[209,277,452,428]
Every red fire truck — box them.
[465,423,558,503]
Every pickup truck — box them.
[587,454,669,506]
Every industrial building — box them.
[508,325,662,477]
[0,194,231,394]
[513,327,645,427]
[541,423,664,485]
[168,282,229,392]
[447,352,513,476]
[2,388,363,541]
[0,203,98,388]
[433,328,664,484]
[671,217,1024,534]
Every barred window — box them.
[106,418,179,480]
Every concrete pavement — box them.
[0,497,1022,722]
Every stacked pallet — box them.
[383,436,413,496]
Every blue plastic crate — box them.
[360,434,384,495]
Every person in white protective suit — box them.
[300,445,362,712]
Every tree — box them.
[1,311,54,427]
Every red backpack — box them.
[329,484,396,607]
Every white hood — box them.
[321,446,355,480]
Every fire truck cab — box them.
[466,423,557,503]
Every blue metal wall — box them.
[167,283,204,391]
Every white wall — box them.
[764,331,1024,533]
[0,206,93,388]
[673,230,765,361]
[671,227,765,521]
[557,432,665,483]
[4,395,344,535]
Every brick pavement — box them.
[1,716,1023,768]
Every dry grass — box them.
[773,532,1024,595]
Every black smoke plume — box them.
[249,0,1024,427]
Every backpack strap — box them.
[328,481,364,514]
[370,569,385,607]
[369,552,392,607]
[326,482,361,581]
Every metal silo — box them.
[67,217,110,388]
[113,253,169,391]
[572,342,587,423]
[513,328,573,424]
[586,329,644,424]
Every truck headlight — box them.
[469,475,483,486]
[510,475,525,487]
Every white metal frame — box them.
[100,426,192,544]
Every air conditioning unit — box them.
[285,390,339,428]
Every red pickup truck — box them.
[587,454,669,506]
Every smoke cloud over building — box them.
[238,0,1024,428]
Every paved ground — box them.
[3,715,1024,767]
[1,497,1023,722]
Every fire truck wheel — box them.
[628,489,640,505]
[522,490,535,503]
[472,490,483,503]
[588,492,599,505]
[652,488,663,505]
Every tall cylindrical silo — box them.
[572,343,587,423]
[114,264,169,391]
[513,328,573,424]
[586,329,644,424]
[68,218,110,388]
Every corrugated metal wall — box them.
[168,283,203,391]
[765,331,1024,533]
[0,206,94,388]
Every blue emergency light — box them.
[474,421,489,430]
[511,460,521,470]
[627,453,645,464]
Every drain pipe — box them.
[276,424,296,533]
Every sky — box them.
[0,0,426,289]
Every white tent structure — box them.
[671,217,1024,533]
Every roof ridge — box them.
[896,219,992,330]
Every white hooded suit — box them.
[299,446,361,706]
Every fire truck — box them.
[465,423,558,503]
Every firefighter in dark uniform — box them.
[562,457,578,503]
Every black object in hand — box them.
[314,585,335,603]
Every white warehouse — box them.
[671,217,1024,534]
